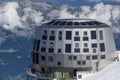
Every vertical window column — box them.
[66,31,72,40]
[65,44,71,53]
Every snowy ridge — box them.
[84,51,120,80]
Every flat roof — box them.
[39,19,110,28]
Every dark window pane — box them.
[84,31,87,36]
[82,61,86,65]
[49,48,54,53]
[41,47,46,52]
[74,48,80,53]
[36,53,39,64]
[77,61,81,65]
[101,55,105,59]
[92,43,97,48]
[91,31,97,39]
[68,56,72,60]
[83,48,89,53]
[41,56,45,61]
[59,31,62,35]
[66,31,72,40]
[86,56,90,60]
[49,36,55,40]
[74,37,80,41]
[92,55,98,60]
[33,39,37,50]
[58,49,62,53]
[65,44,71,53]
[58,36,62,40]
[44,30,47,35]
[32,52,35,63]
[75,31,79,36]
[57,62,61,66]
[83,37,89,41]
[42,35,47,40]
[36,40,40,51]
[100,43,105,52]
[73,56,77,60]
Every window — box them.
[74,49,80,53]
[42,35,47,40]
[32,52,35,63]
[36,40,40,51]
[48,56,53,62]
[49,36,55,40]
[59,31,62,35]
[77,61,81,65]
[91,31,97,39]
[41,47,46,52]
[68,56,72,60]
[66,31,72,40]
[50,42,54,48]
[82,61,86,65]
[75,43,79,48]
[83,37,89,41]
[57,61,61,66]
[74,37,80,41]
[33,39,37,50]
[86,56,90,60]
[84,43,88,47]
[93,49,96,53]
[99,30,103,40]
[51,31,54,35]
[83,48,89,53]
[65,44,71,53]
[42,42,46,47]
[100,43,105,52]
[73,56,77,60]
[41,56,45,61]
[36,53,39,64]
[75,31,79,36]
[44,30,47,35]
[84,31,87,36]
[101,55,106,59]
[92,43,97,48]
[49,48,54,53]
[58,49,62,53]
[92,55,98,60]
[58,31,62,40]
[78,75,82,79]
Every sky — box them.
[0,0,120,7]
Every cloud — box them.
[59,8,76,19]
[86,0,120,2]
[0,2,44,37]
[58,2,120,33]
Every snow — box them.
[84,62,120,80]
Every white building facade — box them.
[31,19,116,79]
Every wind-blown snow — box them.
[84,62,120,80]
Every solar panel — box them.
[74,22,79,25]
[53,21,61,25]
[67,22,73,25]
[47,20,55,25]
[80,22,87,25]
[60,21,67,25]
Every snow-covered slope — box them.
[84,62,120,80]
